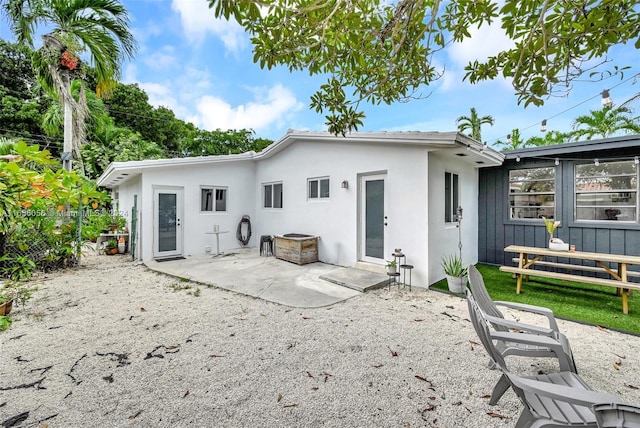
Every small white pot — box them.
[445,275,468,293]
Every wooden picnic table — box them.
[500,245,640,314]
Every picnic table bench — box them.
[500,245,640,314]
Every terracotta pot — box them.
[0,299,13,316]
[105,247,119,255]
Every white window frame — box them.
[445,171,459,223]
[508,167,556,220]
[308,177,330,200]
[200,186,228,213]
[263,182,283,209]
[575,160,638,222]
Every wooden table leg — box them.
[620,263,629,314]
[516,252,526,294]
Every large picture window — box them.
[264,182,283,208]
[509,167,555,219]
[444,172,459,222]
[201,187,227,212]
[575,160,637,221]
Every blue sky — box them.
[3,0,640,146]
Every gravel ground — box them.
[2,252,640,427]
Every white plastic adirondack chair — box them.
[467,292,622,427]
[468,264,577,376]
[593,402,640,428]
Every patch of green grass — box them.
[170,282,192,292]
[0,315,12,331]
[431,264,640,335]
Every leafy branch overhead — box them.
[208,0,640,135]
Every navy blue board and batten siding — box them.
[478,135,640,276]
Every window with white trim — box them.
[308,177,330,200]
[509,167,555,219]
[263,182,283,208]
[445,172,459,222]
[201,187,227,212]
[575,160,637,222]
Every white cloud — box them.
[194,84,304,131]
[448,23,514,69]
[170,0,246,52]
[130,18,165,48]
[142,45,178,69]
[136,81,191,119]
[122,63,138,84]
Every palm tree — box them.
[456,107,495,142]
[571,105,640,140]
[3,0,136,171]
[525,130,569,147]
[494,129,528,151]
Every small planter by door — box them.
[445,275,468,294]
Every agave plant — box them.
[441,254,468,277]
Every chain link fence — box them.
[0,207,84,280]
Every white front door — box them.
[360,174,387,263]
[153,187,183,258]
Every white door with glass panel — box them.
[360,174,387,263]
[153,187,183,258]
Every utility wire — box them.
[491,72,640,144]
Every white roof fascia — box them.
[96,151,256,188]
[97,130,504,188]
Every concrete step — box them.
[319,267,390,292]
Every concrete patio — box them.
[145,248,391,308]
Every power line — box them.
[491,72,640,144]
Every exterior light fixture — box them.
[601,89,613,107]
[341,180,349,189]
[555,158,559,166]
[540,119,547,132]
[635,156,639,166]
[481,142,487,153]
[595,158,600,166]
[506,134,512,144]
[516,155,520,162]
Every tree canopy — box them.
[208,0,640,135]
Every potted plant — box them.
[104,238,119,255]
[386,259,398,274]
[109,212,126,232]
[441,254,468,293]
[542,216,568,250]
[0,287,16,316]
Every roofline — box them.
[502,134,640,160]
[96,151,256,187]
[97,130,504,187]
[257,130,503,163]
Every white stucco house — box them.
[97,130,503,287]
